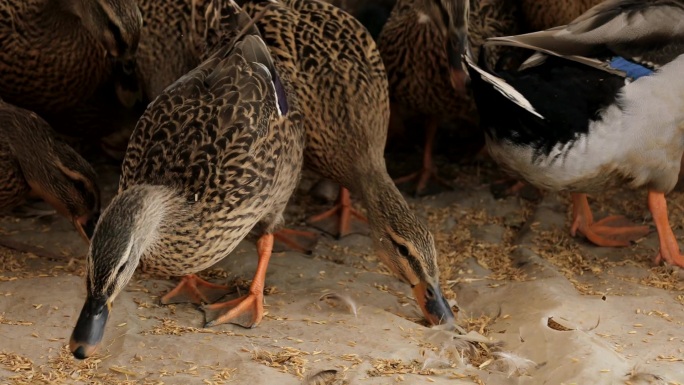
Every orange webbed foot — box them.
[201,292,264,328]
[648,190,684,267]
[490,178,542,201]
[273,228,319,254]
[570,193,650,247]
[160,274,231,305]
[201,233,274,328]
[392,118,452,197]
[393,167,453,197]
[308,187,368,238]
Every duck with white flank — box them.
[464,0,684,267]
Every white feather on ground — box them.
[319,293,358,317]
[625,366,669,385]
[488,351,540,378]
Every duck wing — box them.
[487,0,684,73]
[121,3,286,201]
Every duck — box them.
[517,0,604,32]
[0,0,143,139]
[0,99,101,241]
[377,0,518,196]
[238,0,454,326]
[100,0,206,159]
[463,0,684,267]
[68,0,305,359]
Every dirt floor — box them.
[1,139,684,384]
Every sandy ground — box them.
[1,151,683,384]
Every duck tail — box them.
[463,48,544,121]
[198,1,288,117]
[191,0,274,61]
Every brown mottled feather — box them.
[241,0,387,186]
[107,5,304,277]
[0,0,142,138]
[135,0,202,99]
[378,0,518,121]
[238,0,452,324]
[518,0,604,32]
[0,99,100,222]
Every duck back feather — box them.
[491,0,684,71]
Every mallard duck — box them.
[100,0,207,159]
[68,1,305,359]
[464,0,684,267]
[238,0,454,326]
[377,0,518,195]
[0,99,100,240]
[517,0,603,32]
[0,0,143,138]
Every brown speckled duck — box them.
[69,0,305,359]
[378,0,518,195]
[101,0,205,158]
[0,99,100,240]
[239,0,454,326]
[0,0,143,138]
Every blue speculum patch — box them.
[609,56,654,80]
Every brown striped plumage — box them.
[101,5,302,283]
[69,0,305,359]
[239,0,454,326]
[518,0,604,32]
[0,99,100,240]
[101,0,204,158]
[0,0,143,138]
[135,0,204,100]
[378,0,518,195]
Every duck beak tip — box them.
[69,297,110,359]
[413,282,455,326]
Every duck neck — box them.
[356,166,414,241]
[98,185,183,265]
[37,1,87,34]
[1,104,64,192]
[87,184,186,302]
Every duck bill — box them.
[412,281,454,326]
[447,32,469,91]
[73,213,99,243]
[69,296,110,359]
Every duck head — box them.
[70,185,173,359]
[418,0,471,90]
[64,0,143,62]
[24,140,101,242]
[365,183,455,326]
[373,222,455,325]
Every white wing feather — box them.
[463,54,544,120]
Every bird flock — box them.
[1,0,683,361]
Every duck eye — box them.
[116,262,127,277]
[396,243,410,257]
[426,286,435,300]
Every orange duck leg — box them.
[308,187,367,238]
[201,233,275,328]
[393,118,452,196]
[570,193,650,247]
[648,190,684,267]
